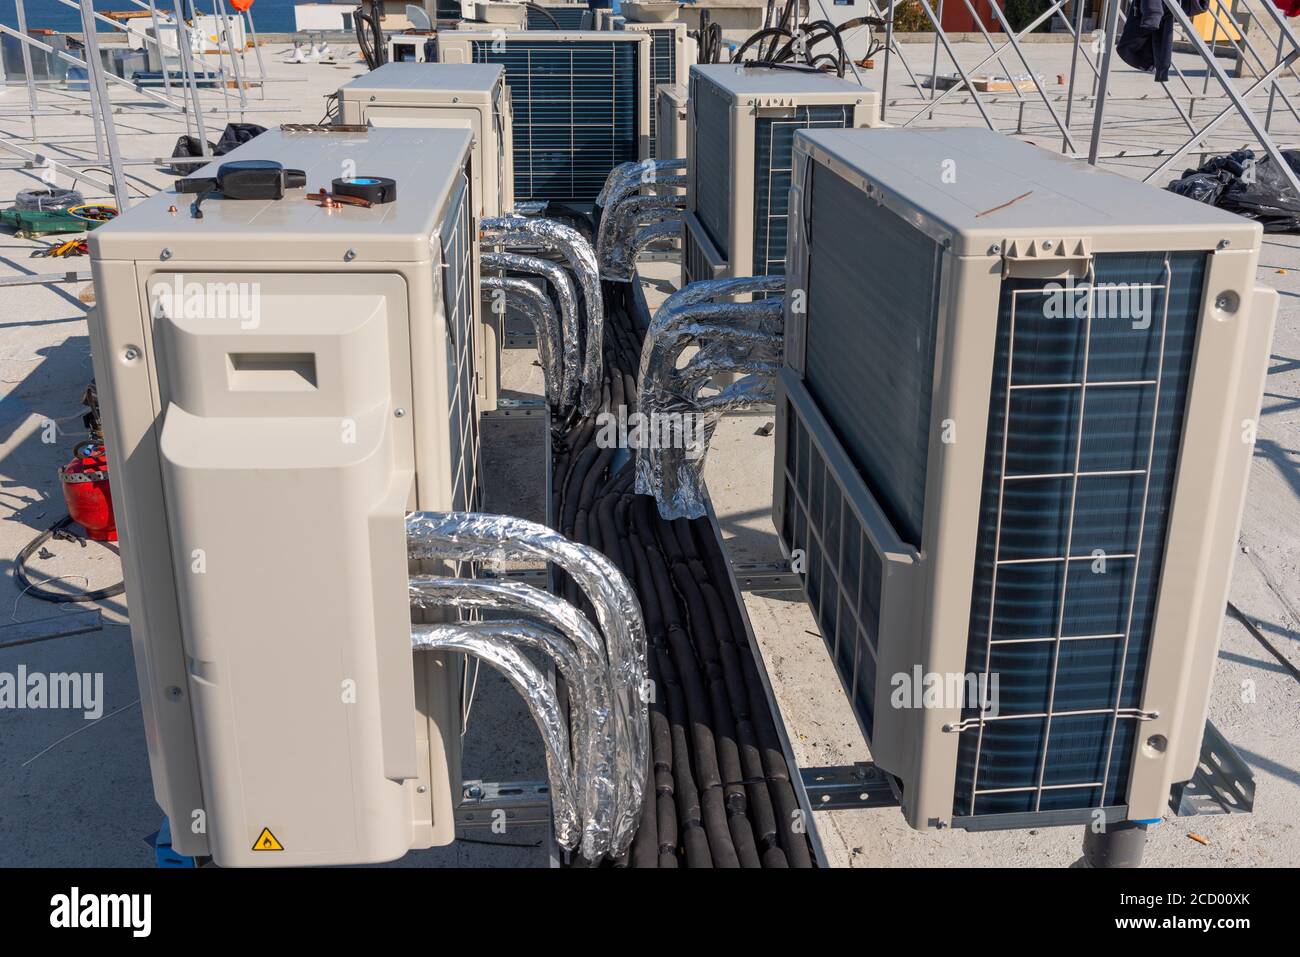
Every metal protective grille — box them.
[781,392,884,741]
[440,169,482,514]
[953,251,1205,820]
[751,105,852,277]
[527,5,590,28]
[642,26,676,156]
[471,39,639,203]
[691,73,731,260]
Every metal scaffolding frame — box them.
[0,0,298,205]
[811,0,1300,192]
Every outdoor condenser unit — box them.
[775,127,1276,831]
[527,1,599,29]
[388,34,436,63]
[88,127,482,866]
[338,62,513,411]
[683,64,880,287]
[657,83,688,162]
[610,16,692,157]
[437,30,651,205]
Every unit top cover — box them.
[90,127,472,263]
[690,63,871,99]
[795,126,1259,256]
[339,61,504,98]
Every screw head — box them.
[394,408,406,418]
[1217,239,1230,249]
[989,243,1001,255]
[123,347,140,362]
[160,248,172,261]
[344,249,357,262]
[166,685,183,701]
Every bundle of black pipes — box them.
[550,281,814,868]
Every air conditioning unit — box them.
[775,126,1276,831]
[683,64,879,288]
[657,83,688,162]
[527,1,600,29]
[87,127,482,866]
[437,30,651,205]
[388,33,436,62]
[469,1,528,27]
[590,7,615,30]
[338,62,513,411]
[610,17,692,157]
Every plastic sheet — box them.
[1167,148,1300,232]
[481,217,606,415]
[405,511,648,851]
[410,576,624,860]
[479,276,563,410]
[481,250,580,413]
[411,622,581,850]
[15,187,84,212]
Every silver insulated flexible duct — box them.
[597,195,686,282]
[635,277,787,518]
[406,511,648,853]
[479,275,563,411]
[411,622,581,850]
[410,576,624,860]
[480,251,582,415]
[481,217,605,416]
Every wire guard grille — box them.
[527,6,590,28]
[440,169,482,514]
[646,27,675,157]
[691,74,731,259]
[471,39,639,203]
[781,396,886,741]
[751,105,852,279]
[953,251,1206,818]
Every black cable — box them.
[734,27,794,63]
[14,516,125,604]
[524,2,560,28]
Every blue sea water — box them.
[0,0,302,34]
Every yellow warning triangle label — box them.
[251,827,284,852]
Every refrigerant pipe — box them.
[480,251,581,413]
[409,576,626,859]
[481,217,605,415]
[478,276,563,411]
[411,623,581,850]
[405,511,648,850]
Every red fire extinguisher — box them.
[59,441,117,542]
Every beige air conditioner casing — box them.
[87,127,481,866]
[338,62,513,411]
[657,83,688,163]
[776,127,1275,831]
[683,64,880,289]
